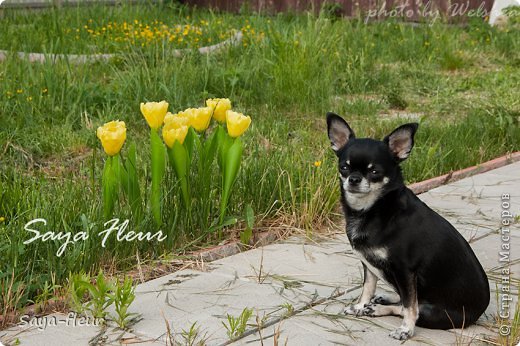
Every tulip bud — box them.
[140,101,169,130]
[226,110,251,138]
[96,120,127,156]
[164,112,190,128]
[206,98,231,123]
[162,123,189,148]
[189,107,213,132]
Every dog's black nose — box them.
[349,175,362,185]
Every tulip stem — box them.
[102,155,116,220]
[150,128,166,227]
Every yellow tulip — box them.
[173,108,193,125]
[164,112,190,128]
[226,110,251,138]
[140,101,169,129]
[206,98,231,123]
[188,107,213,132]
[96,120,127,156]
[162,123,189,148]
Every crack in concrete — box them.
[219,285,362,346]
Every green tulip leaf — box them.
[150,128,166,226]
[184,127,196,162]
[203,127,219,167]
[245,204,254,230]
[125,143,142,221]
[167,141,190,209]
[240,204,255,245]
[219,137,243,224]
[218,130,233,174]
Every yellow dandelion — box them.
[314,161,322,167]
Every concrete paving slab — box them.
[208,241,361,298]
[449,171,520,189]
[480,162,520,178]
[420,171,519,218]
[419,192,502,225]
[441,215,498,242]
[469,233,520,272]
[418,165,518,243]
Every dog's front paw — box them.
[389,326,413,340]
[344,303,365,316]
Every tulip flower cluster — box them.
[96,98,251,234]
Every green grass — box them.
[0,3,519,322]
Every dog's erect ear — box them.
[384,123,419,162]
[327,112,355,153]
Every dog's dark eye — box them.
[340,164,349,171]
[370,169,378,175]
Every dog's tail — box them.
[416,304,480,330]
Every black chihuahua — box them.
[326,113,489,340]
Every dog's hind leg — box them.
[416,304,468,329]
[360,303,403,317]
[370,292,400,305]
